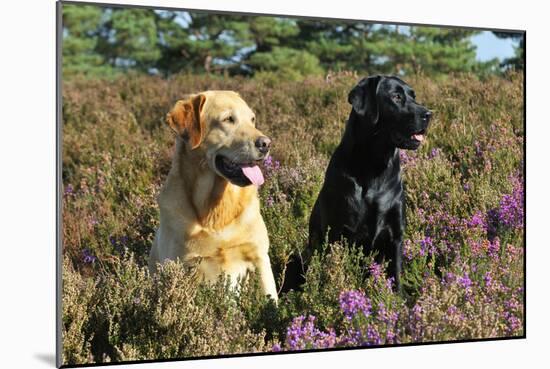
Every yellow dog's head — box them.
[166,91,271,187]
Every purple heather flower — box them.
[110,235,130,254]
[506,315,521,333]
[272,343,282,352]
[465,289,475,304]
[403,239,414,261]
[365,325,382,345]
[386,329,396,344]
[408,304,424,341]
[474,140,483,157]
[516,286,524,294]
[339,328,362,346]
[483,271,493,288]
[458,273,472,289]
[412,303,423,320]
[488,238,500,258]
[444,272,457,285]
[504,298,520,311]
[378,301,387,316]
[81,248,97,264]
[376,301,399,329]
[399,150,416,166]
[502,309,522,334]
[498,183,524,229]
[285,315,336,350]
[468,211,486,229]
[485,176,524,239]
[419,236,434,256]
[385,277,395,290]
[288,168,301,182]
[263,155,281,175]
[429,148,442,159]
[369,262,383,281]
[339,290,372,320]
[64,184,74,195]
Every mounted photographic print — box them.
[57,0,525,367]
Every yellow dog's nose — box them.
[255,136,271,154]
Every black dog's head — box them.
[348,75,432,150]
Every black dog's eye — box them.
[391,93,403,103]
[251,116,256,124]
[224,115,235,123]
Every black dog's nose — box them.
[255,136,271,154]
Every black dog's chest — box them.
[343,176,400,240]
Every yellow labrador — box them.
[149,91,277,301]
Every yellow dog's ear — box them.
[166,94,206,149]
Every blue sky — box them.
[471,31,518,61]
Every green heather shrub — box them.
[61,72,524,365]
[63,256,270,364]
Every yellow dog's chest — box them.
[182,218,263,283]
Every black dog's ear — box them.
[348,75,382,121]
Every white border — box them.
[1,1,546,368]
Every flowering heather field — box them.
[61,72,524,365]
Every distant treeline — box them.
[62,4,524,79]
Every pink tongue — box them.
[412,134,424,142]
[241,165,265,186]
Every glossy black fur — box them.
[282,75,432,293]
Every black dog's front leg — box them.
[372,206,404,293]
[372,229,402,293]
[387,237,403,294]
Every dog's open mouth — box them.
[215,155,265,187]
[411,129,426,143]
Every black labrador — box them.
[282,75,432,292]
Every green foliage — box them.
[493,32,525,71]
[249,47,324,81]
[61,3,523,79]
[249,17,300,51]
[62,5,114,77]
[61,72,524,365]
[62,255,268,364]
[293,23,482,75]
[104,9,161,71]
[158,13,254,75]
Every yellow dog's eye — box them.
[251,116,256,123]
[224,116,235,123]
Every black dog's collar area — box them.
[214,155,253,187]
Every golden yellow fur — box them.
[149,91,278,301]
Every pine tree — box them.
[154,12,254,75]
[62,4,113,77]
[243,17,323,79]
[247,46,323,80]
[291,22,482,77]
[96,8,161,73]
[493,32,525,71]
